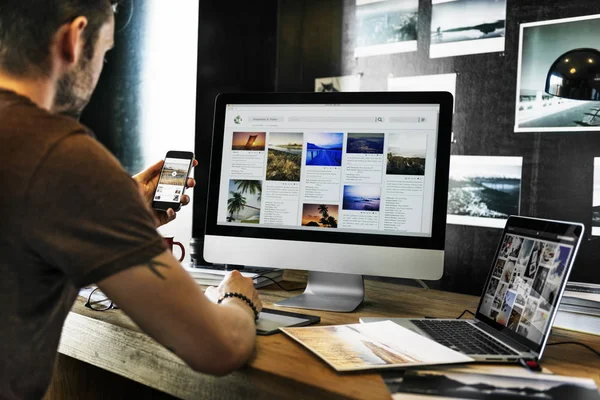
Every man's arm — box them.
[97,250,261,376]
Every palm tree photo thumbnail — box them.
[302,204,339,228]
[227,180,262,223]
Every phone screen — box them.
[154,157,192,205]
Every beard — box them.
[53,56,95,121]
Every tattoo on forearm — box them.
[146,259,169,280]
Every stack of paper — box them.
[554,282,600,336]
[184,266,283,289]
[281,320,473,372]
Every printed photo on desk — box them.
[315,75,361,92]
[593,158,600,236]
[515,14,600,132]
[281,321,472,372]
[354,0,418,57]
[447,156,522,228]
[385,368,600,399]
[430,0,506,58]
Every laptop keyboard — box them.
[410,320,519,356]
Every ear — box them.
[57,16,89,67]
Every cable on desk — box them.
[254,270,306,292]
[546,341,600,358]
[414,279,429,290]
[456,309,475,319]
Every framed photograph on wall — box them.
[515,14,600,132]
[315,75,362,92]
[593,158,600,236]
[447,156,523,228]
[430,0,506,58]
[354,0,418,58]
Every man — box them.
[0,1,262,398]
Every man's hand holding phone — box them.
[133,153,197,227]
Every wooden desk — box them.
[46,274,600,399]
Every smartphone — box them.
[152,151,194,212]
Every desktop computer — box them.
[203,92,453,312]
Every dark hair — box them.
[0,0,120,77]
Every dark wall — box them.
[277,0,600,295]
[81,0,146,174]
[277,0,344,92]
[191,1,278,263]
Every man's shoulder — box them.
[0,90,120,203]
[0,89,93,150]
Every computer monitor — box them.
[204,92,453,312]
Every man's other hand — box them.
[205,270,263,318]
[133,159,198,227]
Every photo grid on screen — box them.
[480,233,572,344]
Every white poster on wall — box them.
[447,156,523,229]
[388,73,457,112]
[430,0,506,59]
[355,0,418,57]
[515,14,600,132]
[593,158,600,236]
[315,75,361,92]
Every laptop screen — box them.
[475,217,583,353]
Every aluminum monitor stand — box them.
[275,271,364,312]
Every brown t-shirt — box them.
[0,89,167,399]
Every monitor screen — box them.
[216,103,441,239]
[204,92,453,285]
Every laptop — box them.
[361,216,585,362]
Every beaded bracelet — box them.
[218,292,259,321]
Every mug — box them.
[163,237,186,262]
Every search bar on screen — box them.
[389,116,428,123]
[288,116,382,123]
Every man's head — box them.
[0,1,119,118]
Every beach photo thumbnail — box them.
[226,180,262,223]
[347,133,385,154]
[306,132,344,167]
[343,185,381,212]
[302,204,339,228]
[232,132,266,151]
[266,132,303,182]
